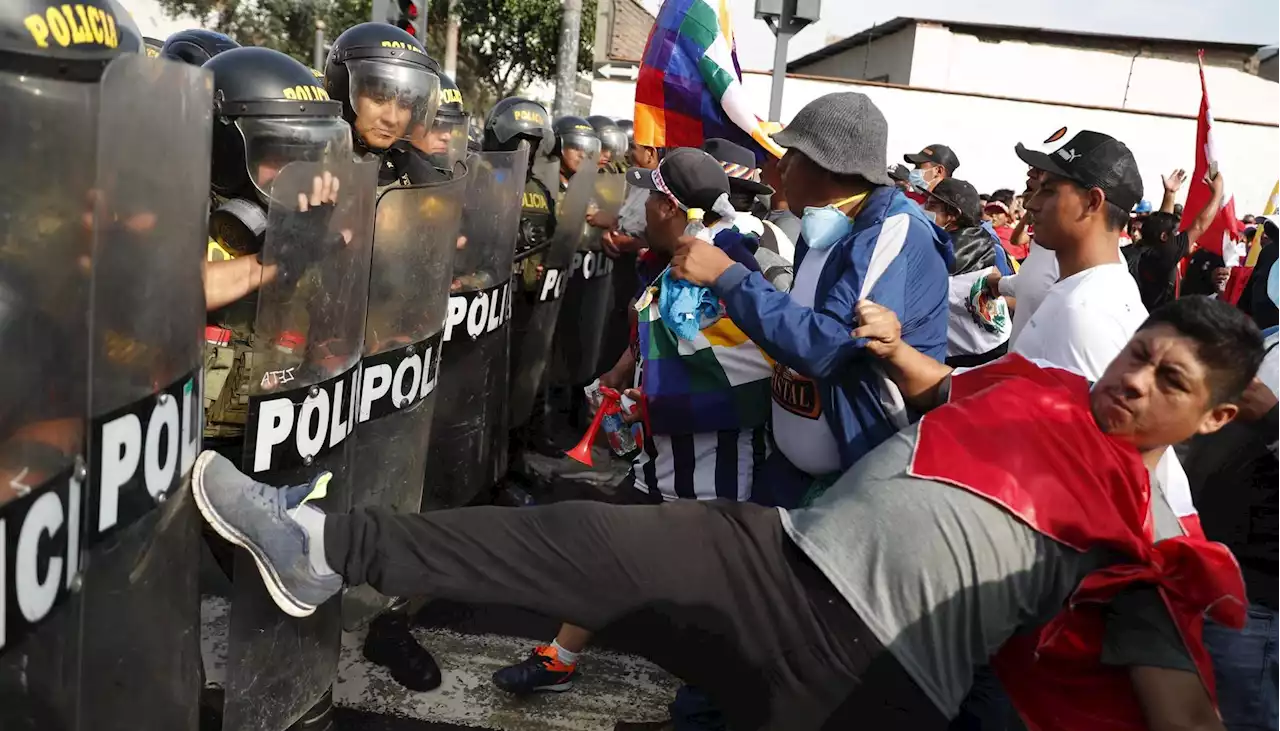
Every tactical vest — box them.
[514,176,556,292]
[203,236,257,440]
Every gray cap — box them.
[773,92,892,187]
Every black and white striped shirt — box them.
[630,427,769,502]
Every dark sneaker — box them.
[612,722,674,731]
[492,645,578,694]
[192,450,342,617]
[362,610,442,692]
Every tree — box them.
[153,0,595,116]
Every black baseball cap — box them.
[628,147,730,211]
[904,144,960,174]
[701,138,773,195]
[927,178,981,228]
[1015,130,1144,213]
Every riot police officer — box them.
[160,28,239,65]
[200,44,380,731]
[1,1,210,728]
[587,114,628,172]
[323,22,445,187]
[551,115,602,194]
[483,98,565,471]
[615,118,636,166]
[411,70,469,174]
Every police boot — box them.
[362,607,442,692]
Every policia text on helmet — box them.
[323,23,441,157]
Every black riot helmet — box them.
[0,0,143,78]
[483,97,552,155]
[204,46,351,254]
[616,118,634,145]
[586,115,627,167]
[411,69,467,172]
[324,22,441,154]
[553,116,601,177]
[160,28,239,66]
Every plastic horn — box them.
[565,391,614,466]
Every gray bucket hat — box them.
[773,92,892,187]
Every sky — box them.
[641,0,1280,71]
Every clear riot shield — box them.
[551,170,626,386]
[423,149,527,509]
[79,54,212,731]
[342,175,467,630]
[225,158,377,731]
[508,174,585,428]
[0,65,97,731]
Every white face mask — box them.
[924,210,938,225]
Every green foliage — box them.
[152,0,596,115]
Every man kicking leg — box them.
[193,296,1258,731]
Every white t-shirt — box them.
[772,245,843,476]
[1009,261,1198,527]
[1000,242,1060,344]
[1012,263,1146,380]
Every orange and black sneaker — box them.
[492,644,578,694]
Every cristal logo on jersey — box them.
[571,250,614,281]
[444,281,512,342]
[24,4,119,50]
[771,363,820,419]
[1,466,82,653]
[89,371,202,543]
[357,332,444,423]
[245,363,362,474]
[537,267,568,303]
[282,85,330,101]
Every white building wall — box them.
[904,23,1278,124]
[797,26,916,84]
[590,72,1280,214]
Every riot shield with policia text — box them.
[0,48,211,731]
[423,148,526,509]
[79,54,212,731]
[550,169,626,387]
[508,167,575,430]
[223,158,377,731]
[342,173,466,630]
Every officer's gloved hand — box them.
[271,171,344,286]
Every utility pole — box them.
[756,0,821,122]
[313,20,326,70]
[444,0,459,78]
[417,0,429,47]
[552,0,583,118]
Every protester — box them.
[191,294,1261,731]
[758,154,800,263]
[493,148,775,699]
[702,138,793,290]
[984,199,1019,259]
[903,143,960,192]
[671,92,952,509]
[1238,219,1279,329]
[1179,328,1279,731]
[923,178,1015,367]
[1124,170,1225,311]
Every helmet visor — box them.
[238,116,354,198]
[413,116,468,171]
[561,131,601,161]
[347,58,440,149]
[599,128,628,160]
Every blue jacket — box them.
[711,185,953,472]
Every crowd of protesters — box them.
[194,89,1278,731]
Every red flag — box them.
[1179,51,1244,258]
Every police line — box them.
[0,284,513,651]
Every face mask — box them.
[801,193,865,250]
[908,168,928,191]
[923,210,938,225]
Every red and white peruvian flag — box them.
[1179,51,1244,261]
